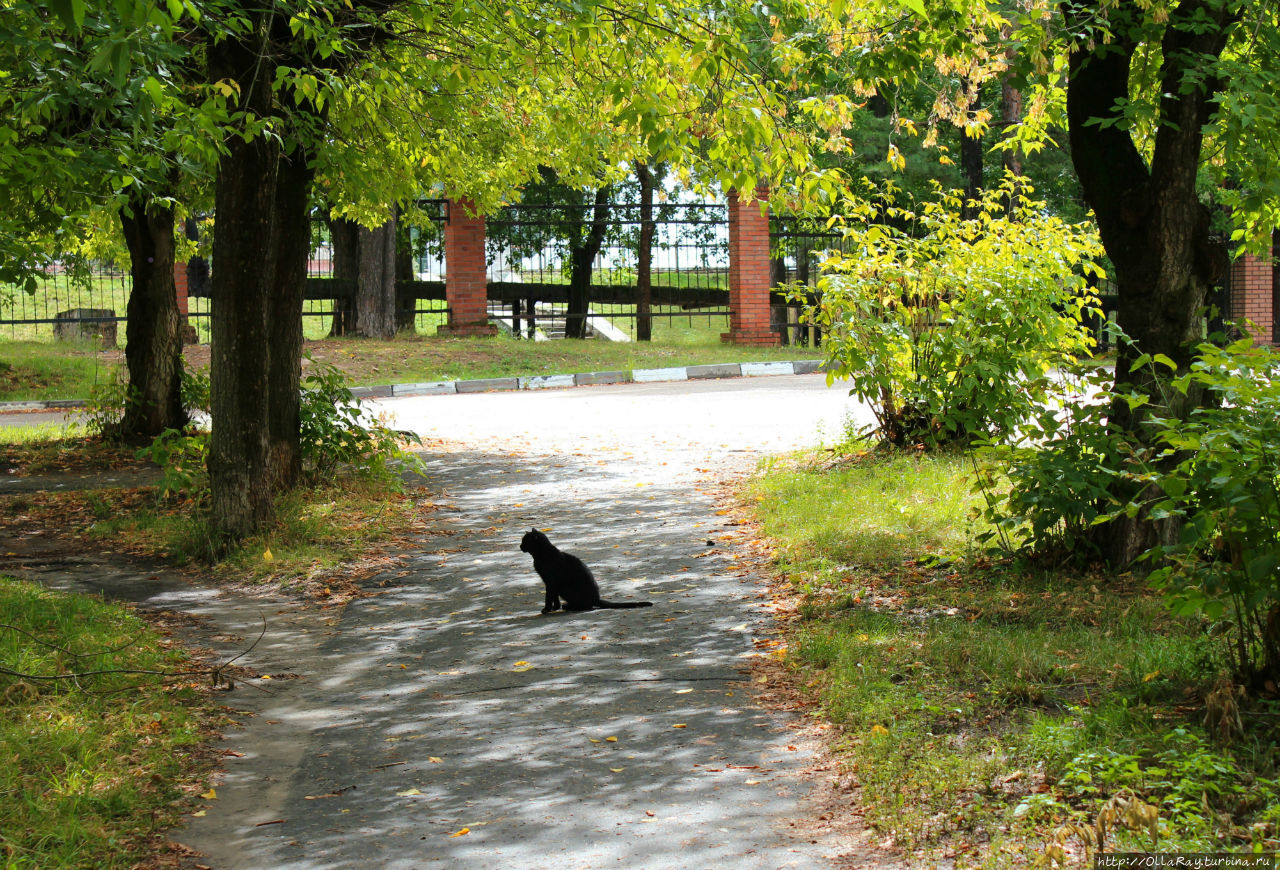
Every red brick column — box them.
[173,259,190,318]
[439,197,496,336]
[1228,252,1274,344]
[722,186,779,345]
[173,259,199,344]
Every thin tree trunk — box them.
[636,163,655,342]
[118,192,187,439]
[1000,37,1024,215]
[565,186,611,340]
[395,207,416,333]
[328,217,359,336]
[960,81,983,221]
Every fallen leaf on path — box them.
[200,788,217,800]
[605,736,618,742]
[428,757,443,764]
[449,828,470,838]
[397,788,423,797]
[673,724,687,729]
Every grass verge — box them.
[2,332,818,402]
[0,340,120,402]
[0,576,217,868]
[746,447,1280,866]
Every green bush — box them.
[1142,339,1280,684]
[982,337,1280,684]
[299,355,424,484]
[800,177,1105,449]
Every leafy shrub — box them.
[1141,339,1280,684]
[299,356,424,484]
[137,428,209,502]
[799,177,1105,449]
[982,337,1280,684]
[973,361,1138,560]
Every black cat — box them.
[519,528,654,614]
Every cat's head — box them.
[520,528,550,553]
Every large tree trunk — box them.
[354,212,398,338]
[1065,0,1234,565]
[636,163,655,342]
[206,23,297,542]
[565,186,611,340]
[266,147,313,491]
[118,192,187,439]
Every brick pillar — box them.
[173,259,198,345]
[722,185,780,345]
[439,197,496,336]
[1228,252,1274,345]
[173,259,190,317]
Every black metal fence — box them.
[0,202,1135,349]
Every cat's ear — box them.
[531,527,537,533]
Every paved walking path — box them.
[5,374,885,869]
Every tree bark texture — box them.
[1065,0,1235,565]
[636,163,655,342]
[265,147,313,491]
[206,20,317,541]
[328,217,360,336]
[355,213,398,339]
[999,38,1024,215]
[118,193,188,438]
[564,185,611,340]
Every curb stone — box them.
[0,358,828,412]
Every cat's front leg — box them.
[541,591,560,614]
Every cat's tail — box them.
[595,600,654,609]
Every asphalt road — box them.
[13,373,877,869]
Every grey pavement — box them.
[6,374,878,869]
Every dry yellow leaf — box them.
[262,548,274,562]
[200,788,217,800]
[449,828,470,838]
[428,757,443,764]
[397,788,423,797]
[605,736,618,742]
[673,724,687,729]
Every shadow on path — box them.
[151,448,835,869]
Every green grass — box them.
[0,340,120,401]
[748,447,1280,866]
[314,331,814,387]
[83,477,431,590]
[0,576,214,868]
[1,330,820,401]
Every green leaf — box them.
[47,0,86,29]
